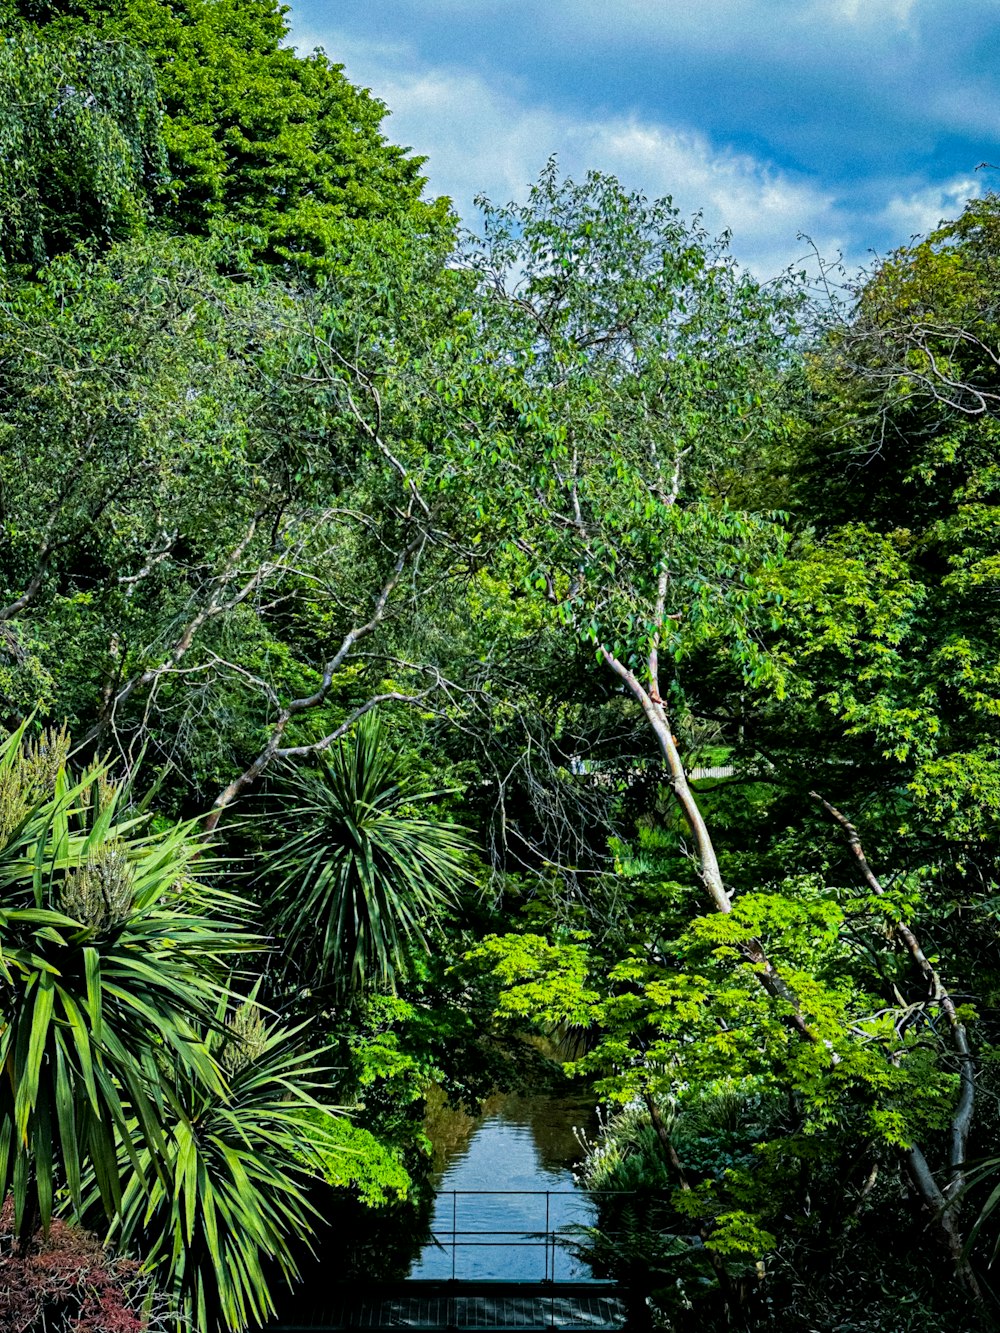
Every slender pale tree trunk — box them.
[812,793,980,1300]
[598,636,816,1042]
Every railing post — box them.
[544,1191,551,1283]
[451,1191,457,1282]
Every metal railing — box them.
[424,1189,599,1284]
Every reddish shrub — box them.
[0,1200,147,1333]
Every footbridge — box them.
[269,1190,629,1332]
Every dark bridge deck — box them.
[270,1191,629,1332]
[270,1280,627,1332]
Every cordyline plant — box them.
[264,713,475,996]
[0,723,340,1332]
[107,997,336,1333]
[0,722,252,1239]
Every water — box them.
[411,1091,598,1282]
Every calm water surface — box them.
[411,1091,598,1282]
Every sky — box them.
[288,0,1000,279]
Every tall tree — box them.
[451,172,998,1320]
[426,163,799,912]
[8,0,450,266]
[0,28,163,264]
[0,226,471,816]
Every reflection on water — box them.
[412,1092,598,1282]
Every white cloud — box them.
[299,31,850,277]
[827,0,920,27]
[575,120,846,277]
[291,24,982,278]
[876,176,983,243]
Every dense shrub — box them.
[0,1200,148,1333]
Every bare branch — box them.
[811,791,975,1193]
[202,535,425,831]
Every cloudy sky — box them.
[288,0,1000,277]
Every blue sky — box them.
[288,0,1000,277]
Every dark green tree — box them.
[0,28,164,264]
[9,0,450,266]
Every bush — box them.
[0,1200,149,1333]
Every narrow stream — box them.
[411,1090,598,1282]
[268,1087,602,1330]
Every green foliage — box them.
[4,32,1000,1325]
[471,871,958,1151]
[0,27,164,264]
[291,1112,411,1206]
[468,932,600,1030]
[776,198,1000,845]
[12,0,450,266]
[467,824,989,1323]
[263,715,475,994]
[110,998,333,1333]
[423,162,800,678]
[0,724,369,1331]
[0,231,447,801]
[0,722,257,1238]
[345,993,441,1110]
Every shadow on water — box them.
[412,1088,599,1282]
[268,1083,602,1333]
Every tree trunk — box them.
[812,792,982,1302]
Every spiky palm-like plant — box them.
[264,715,475,994]
[0,726,354,1331]
[110,998,336,1333]
[0,724,258,1239]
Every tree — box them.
[417,164,802,933]
[9,0,450,267]
[0,231,463,818]
[430,164,798,908]
[0,28,164,265]
[448,172,997,1321]
[755,191,1000,1289]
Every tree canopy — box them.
[5,6,1000,1327]
[4,0,449,267]
[0,28,163,264]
